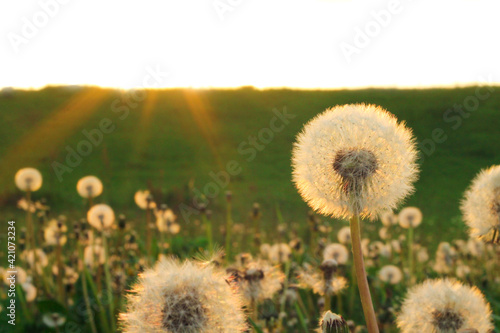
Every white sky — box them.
[0,0,499,89]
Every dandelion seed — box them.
[120,257,247,332]
[15,168,43,192]
[461,165,500,243]
[396,279,493,333]
[292,104,418,219]
[77,175,103,198]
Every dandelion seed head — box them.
[87,204,115,230]
[120,258,247,333]
[318,311,348,333]
[398,207,423,229]
[22,282,37,302]
[135,190,156,210]
[269,243,292,264]
[15,167,42,192]
[396,279,493,333]
[337,226,351,244]
[292,104,418,219]
[380,210,398,227]
[378,265,403,285]
[77,176,103,198]
[323,243,349,264]
[461,165,500,243]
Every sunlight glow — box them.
[0,0,499,89]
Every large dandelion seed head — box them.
[77,176,103,198]
[87,204,115,230]
[120,258,247,333]
[292,104,418,220]
[461,165,500,243]
[15,168,43,192]
[396,279,493,333]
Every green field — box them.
[1,86,499,241]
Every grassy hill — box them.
[1,86,499,241]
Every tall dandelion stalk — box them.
[15,168,42,286]
[292,104,418,333]
[87,204,116,332]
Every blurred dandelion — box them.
[87,204,115,230]
[120,257,247,332]
[378,265,402,285]
[318,311,349,333]
[396,279,493,333]
[461,165,500,243]
[323,243,349,265]
[77,175,103,199]
[15,168,43,192]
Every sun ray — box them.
[0,87,111,191]
[182,90,223,171]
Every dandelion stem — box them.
[146,205,152,260]
[55,241,66,305]
[225,200,233,260]
[408,225,414,285]
[79,244,98,333]
[25,190,39,287]
[349,214,379,333]
[202,213,213,250]
[101,232,116,332]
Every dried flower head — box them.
[378,265,403,284]
[44,219,68,246]
[155,208,180,234]
[77,175,103,198]
[398,207,423,229]
[298,265,348,297]
[461,165,500,243]
[135,190,156,210]
[269,243,292,264]
[318,311,349,333]
[87,204,115,230]
[292,104,418,219]
[397,279,493,333]
[15,167,43,192]
[120,257,247,332]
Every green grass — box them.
[1,86,499,241]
